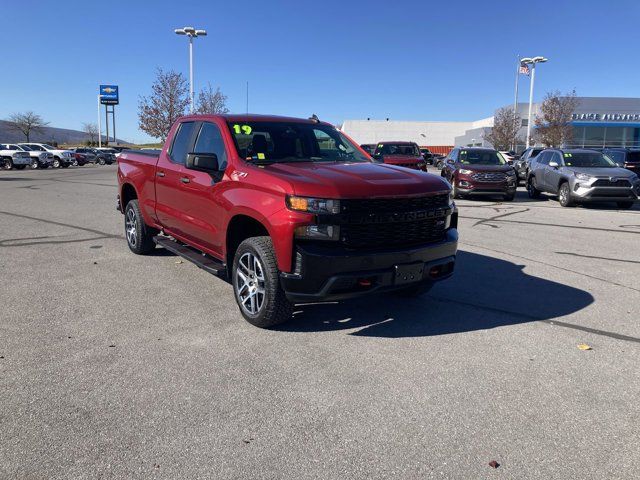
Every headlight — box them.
[286,196,341,214]
[295,225,340,241]
[459,169,473,174]
[575,172,592,181]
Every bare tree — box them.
[534,90,579,147]
[82,122,98,145]
[196,83,229,115]
[138,68,190,141]
[6,112,49,142]
[483,107,522,151]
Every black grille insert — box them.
[341,194,449,214]
[340,217,447,249]
[592,179,631,187]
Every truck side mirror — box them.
[186,152,219,172]
[548,161,559,168]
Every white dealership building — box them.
[341,97,640,153]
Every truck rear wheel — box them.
[124,199,157,254]
[232,236,292,328]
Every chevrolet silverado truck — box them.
[117,114,458,327]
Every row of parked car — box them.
[358,141,640,209]
[0,143,125,170]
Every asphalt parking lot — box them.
[1,165,639,479]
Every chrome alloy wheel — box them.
[235,252,266,315]
[125,207,137,247]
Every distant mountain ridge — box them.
[0,120,130,145]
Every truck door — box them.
[154,120,228,257]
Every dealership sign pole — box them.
[97,95,102,148]
[99,85,119,146]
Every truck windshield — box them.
[226,121,369,164]
[459,150,505,165]
[563,152,616,168]
[378,144,420,156]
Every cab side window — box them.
[193,122,228,170]
[169,121,197,164]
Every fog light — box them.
[294,225,340,241]
[459,180,470,187]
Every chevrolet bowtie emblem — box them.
[103,87,116,93]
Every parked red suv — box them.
[118,115,458,327]
[441,147,517,200]
[372,141,427,171]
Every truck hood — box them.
[261,161,450,198]
[563,167,636,178]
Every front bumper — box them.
[456,178,517,196]
[279,229,458,303]
[571,183,639,202]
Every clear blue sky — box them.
[2,0,639,143]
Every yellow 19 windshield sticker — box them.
[232,124,253,135]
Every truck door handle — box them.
[180,177,190,184]
[156,171,165,177]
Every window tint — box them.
[194,122,228,170]
[552,152,563,165]
[450,149,458,161]
[169,121,196,164]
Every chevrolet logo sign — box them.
[103,87,116,93]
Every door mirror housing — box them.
[549,161,559,168]
[186,152,219,172]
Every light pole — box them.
[522,56,548,148]
[174,26,207,113]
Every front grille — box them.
[341,194,449,214]
[340,217,447,249]
[592,179,631,187]
[471,172,507,182]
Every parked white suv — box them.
[0,143,54,169]
[19,143,74,168]
[0,144,33,170]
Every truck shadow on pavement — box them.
[278,250,594,337]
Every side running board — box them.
[153,236,227,278]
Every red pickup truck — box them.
[117,114,458,327]
[372,141,427,171]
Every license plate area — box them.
[394,262,425,285]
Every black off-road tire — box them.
[3,158,14,170]
[558,182,574,207]
[99,158,106,165]
[527,176,541,199]
[124,199,158,255]
[617,201,634,209]
[232,236,293,328]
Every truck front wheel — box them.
[232,236,292,328]
[124,200,157,254]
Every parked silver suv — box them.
[527,149,640,208]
